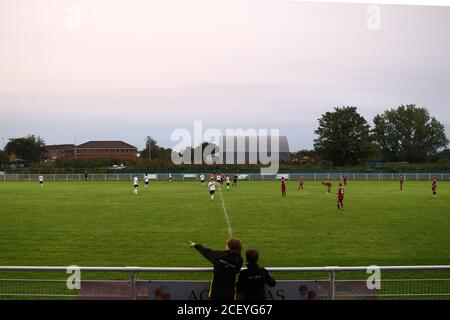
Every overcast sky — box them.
[0,0,449,151]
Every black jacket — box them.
[236,263,276,300]
[194,244,243,300]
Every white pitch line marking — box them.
[218,186,233,238]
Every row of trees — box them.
[314,105,449,166]
[2,135,45,163]
[0,135,175,166]
[140,136,173,162]
[1,105,448,168]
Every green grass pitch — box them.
[0,180,449,280]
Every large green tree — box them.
[373,105,448,163]
[141,136,172,161]
[314,106,374,166]
[0,150,8,163]
[4,135,45,163]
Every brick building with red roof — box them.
[75,141,138,160]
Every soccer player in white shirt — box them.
[200,174,205,186]
[169,173,172,182]
[39,175,44,187]
[133,175,139,194]
[144,173,149,189]
[216,174,222,185]
[226,175,230,190]
[208,179,216,200]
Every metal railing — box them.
[1,173,450,181]
[0,265,449,300]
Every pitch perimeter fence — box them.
[0,266,449,300]
[1,172,450,182]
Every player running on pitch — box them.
[323,181,332,194]
[144,173,149,189]
[133,175,139,195]
[226,175,231,191]
[400,175,405,191]
[208,178,216,200]
[39,175,44,187]
[343,175,348,186]
[298,175,305,190]
[200,174,205,186]
[337,183,345,210]
[432,178,438,197]
[216,174,222,185]
[281,177,286,197]
[233,174,238,187]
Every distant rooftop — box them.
[44,144,75,150]
[76,141,137,149]
[219,135,290,153]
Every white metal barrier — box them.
[0,265,449,300]
[1,173,450,181]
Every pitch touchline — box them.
[218,186,233,238]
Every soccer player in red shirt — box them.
[432,178,438,197]
[281,177,286,197]
[337,183,345,210]
[400,175,405,191]
[343,175,348,186]
[298,175,305,190]
[323,181,332,194]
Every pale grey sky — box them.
[0,0,449,150]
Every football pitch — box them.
[0,180,449,280]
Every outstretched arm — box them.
[189,241,219,264]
